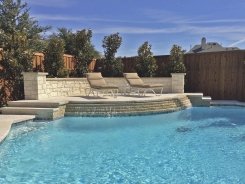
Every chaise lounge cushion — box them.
[123,73,144,86]
[86,72,104,80]
[86,73,118,89]
[123,73,140,79]
[123,73,163,88]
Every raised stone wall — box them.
[45,77,173,97]
[22,72,48,100]
[105,77,173,93]
[171,73,186,93]
[46,78,89,97]
[22,73,186,100]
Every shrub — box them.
[73,29,96,77]
[43,37,65,77]
[166,44,186,76]
[136,41,157,77]
[102,33,123,77]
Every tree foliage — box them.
[0,0,48,105]
[73,29,95,76]
[101,32,123,77]
[166,44,186,75]
[56,28,100,77]
[43,37,65,77]
[57,28,75,55]
[136,41,157,77]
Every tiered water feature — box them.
[65,95,192,117]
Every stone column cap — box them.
[171,73,186,76]
[22,72,48,76]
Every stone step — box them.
[66,98,191,107]
[0,107,59,120]
[66,99,191,108]
[66,108,180,114]
[69,96,190,103]
[7,101,66,108]
[65,97,192,116]
[65,107,184,117]
[66,103,178,109]
[66,102,182,109]
[200,96,212,106]
[186,93,211,107]
[65,106,179,113]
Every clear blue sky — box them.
[24,0,245,56]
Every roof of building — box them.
[188,37,239,53]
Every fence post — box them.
[22,72,48,100]
[171,73,186,93]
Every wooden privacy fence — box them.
[184,51,245,101]
[32,53,96,72]
[102,50,244,101]
[0,51,96,72]
[95,55,170,76]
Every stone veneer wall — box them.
[171,73,186,93]
[105,78,172,93]
[46,78,89,97]
[22,73,186,99]
[22,72,48,100]
[45,77,173,97]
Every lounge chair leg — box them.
[111,90,114,98]
[86,88,91,96]
[150,89,156,95]
[112,89,118,98]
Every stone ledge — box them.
[46,78,87,81]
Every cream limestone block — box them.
[57,82,63,88]
[171,73,186,93]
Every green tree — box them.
[166,44,186,75]
[43,37,65,77]
[102,32,123,77]
[57,28,75,55]
[136,41,157,77]
[56,28,101,77]
[73,29,95,77]
[0,0,48,106]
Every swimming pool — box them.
[0,106,245,183]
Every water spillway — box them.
[65,95,192,117]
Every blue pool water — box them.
[0,107,245,183]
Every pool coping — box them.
[0,115,35,143]
[211,100,245,107]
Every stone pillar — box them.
[22,72,48,100]
[171,73,186,93]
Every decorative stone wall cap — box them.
[46,78,87,81]
[45,77,172,81]
[171,73,186,76]
[22,72,48,76]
